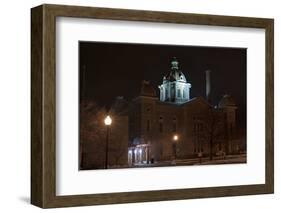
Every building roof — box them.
[218,94,236,108]
[157,96,212,108]
[110,96,129,115]
[182,96,213,107]
[140,80,157,97]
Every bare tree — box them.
[79,101,107,169]
[202,109,225,160]
[80,100,129,169]
[108,105,129,167]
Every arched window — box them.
[183,89,186,98]
[172,117,177,132]
[146,120,150,132]
[177,89,181,98]
[159,116,163,133]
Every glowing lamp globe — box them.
[104,115,112,126]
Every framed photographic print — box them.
[31,4,274,208]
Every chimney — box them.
[205,70,211,103]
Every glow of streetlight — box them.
[104,115,112,126]
[173,134,178,141]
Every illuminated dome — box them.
[164,57,187,83]
[218,94,236,108]
[159,57,191,104]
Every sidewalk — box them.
[132,154,247,168]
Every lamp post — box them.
[173,134,179,163]
[104,115,112,169]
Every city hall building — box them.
[125,58,239,166]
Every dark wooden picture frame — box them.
[31,4,274,208]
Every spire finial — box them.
[171,57,179,70]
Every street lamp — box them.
[104,115,112,169]
[172,134,179,162]
[104,115,112,126]
[173,135,178,141]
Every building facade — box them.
[126,58,241,165]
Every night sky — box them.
[79,41,246,126]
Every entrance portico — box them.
[128,144,150,166]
